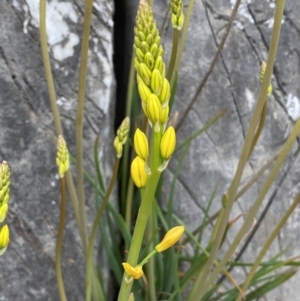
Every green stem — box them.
[248,98,268,159]
[205,111,300,292]
[55,178,67,301]
[167,29,179,82]
[76,0,94,254]
[187,1,285,300]
[121,56,135,214]
[86,158,120,301]
[235,192,300,301]
[125,179,134,234]
[146,210,156,301]
[39,0,81,246]
[117,131,162,301]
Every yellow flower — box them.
[134,129,149,160]
[56,135,70,178]
[160,126,176,159]
[155,226,184,252]
[122,262,143,279]
[0,224,9,255]
[131,156,148,188]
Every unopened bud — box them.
[146,94,161,126]
[139,63,152,86]
[131,156,148,188]
[160,126,176,159]
[144,52,155,70]
[159,78,170,107]
[138,80,152,104]
[151,69,163,94]
[134,129,149,160]
[56,136,70,178]
[0,224,9,255]
[0,204,8,223]
[155,226,184,252]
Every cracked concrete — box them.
[0,0,115,300]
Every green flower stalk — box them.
[56,136,70,178]
[170,0,185,30]
[118,2,177,300]
[114,116,130,158]
[0,224,9,255]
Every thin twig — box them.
[175,0,241,131]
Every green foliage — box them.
[36,0,300,301]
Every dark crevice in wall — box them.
[113,0,138,131]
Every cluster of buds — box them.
[259,61,272,96]
[56,135,70,178]
[170,0,184,30]
[114,117,130,158]
[0,161,11,255]
[122,226,184,281]
[131,0,177,189]
[134,0,171,133]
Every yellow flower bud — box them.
[154,56,165,77]
[0,204,8,223]
[144,52,155,70]
[159,78,171,107]
[259,61,266,84]
[150,44,158,58]
[139,63,152,86]
[260,61,272,96]
[155,226,184,252]
[131,156,148,188]
[0,224,9,255]
[160,106,169,124]
[177,13,184,30]
[114,137,123,159]
[138,80,152,104]
[117,116,130,145]
[134,129,149,160]
[122,262,143,280]
[141,41,150,53]
[146,94,161,125]
[0,161,10,206]
[160,126,176,159]
[135,47,145,63]
[146,34,154,47]
[151,69,163,94]
[56,135,70,178]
